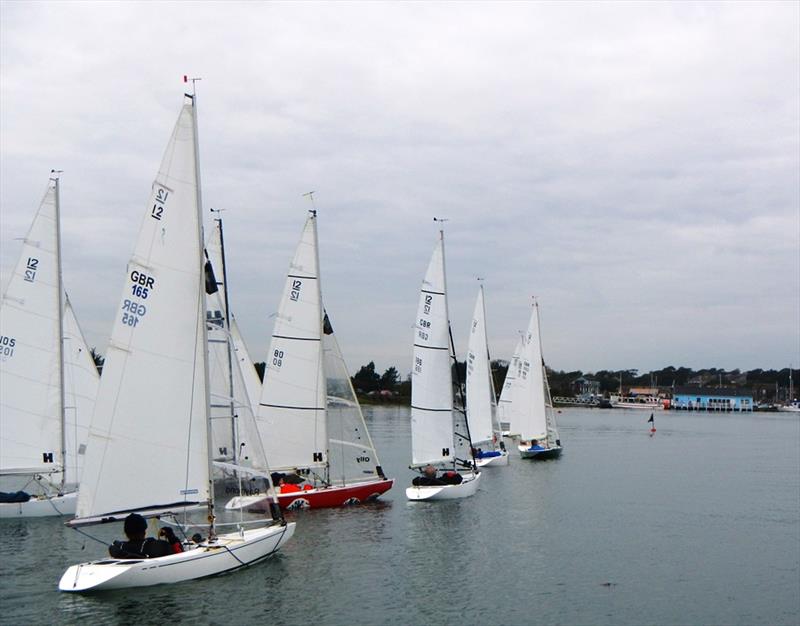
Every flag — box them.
[647,413,654,423]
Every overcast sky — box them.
[1,1,798,376]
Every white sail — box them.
[256,213,326,472]
[410,233,454,466]
[465,285,496,446]
[75,99,210,521]
[323,311,385,486]
[0,181,97,492]
[515,300,548,442]
[497,338,522,433]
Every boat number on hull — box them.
[0,335,16,360]
[23,257,39,283]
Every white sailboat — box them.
[226,210,393,511]
[514,298,562,460]
[496,337,522,437]
[465,283,508,467]
[205,216,267,500]
[406,228,481,501]
[59,93,294,593]
[0,176,99,517]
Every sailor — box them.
[159,526,184,554]
[108,513,173,559]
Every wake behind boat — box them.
[59,92,293,592]
[406,226,480,501]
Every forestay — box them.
[75,100,210,522]
[256,213,326,472]
[324,312,385,486]
[410,233,454,466]
[465,285,496,446]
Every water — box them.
[1,407,798,625]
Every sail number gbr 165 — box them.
[120,270,156,327]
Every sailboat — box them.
[0,175,99,517]
[496,338,521,437]
[514,298,562,460]
[226,210,393,511]
[465,283,508,467]
[406,228,481,501]
[59,93,294,593]
[205,216,268,501]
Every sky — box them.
[1,1,798,376]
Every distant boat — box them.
[226,211,393,511]
[0,175,99,518]
[406,228,481,501]
[497,338,522,437]
[59,93,294,593]
[513,298,562,460]
[204,216,271,501]
[465,283,508,467]
[611,395,664,410]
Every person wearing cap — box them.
[108,513,174,559]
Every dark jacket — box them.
[109,537,174,559]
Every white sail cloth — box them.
[410,234,454,466]
[0,182,98,493]
[76,100,210,521]
[465,285,497,446]
[256,214,326,472]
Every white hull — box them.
[59,522,295,592]
[405,471,481,501]
[475,451,509,467]
[0,490,77,518]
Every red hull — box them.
[247,478,395,512]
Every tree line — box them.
[90,348,797,404]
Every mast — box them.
[306,197,327,483]
[187,80,215,537]
[214,215,238,466]
[52,172,67,491]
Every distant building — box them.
[671,386,753,412]
[572,376,600,398]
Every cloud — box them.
[2,1,798,374]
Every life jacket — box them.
[170,541,183,554]
[280,483,301,493]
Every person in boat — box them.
[159,526,184,554]
[108,513,174,559]
[412,464,445,486]
[528,439,546,451]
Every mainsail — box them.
[75,98,210,522]
[256,213,326,473]
[410,232,454,467]
[465,284,497,446]
[0,179,98,493]
[514,300,548,442]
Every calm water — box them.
[1,407,798,626]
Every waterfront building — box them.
[671,386,754,412]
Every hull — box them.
[0,490,77,518]
[518,444,562,460]
[475,451,509,467]
[59,522,295,592]
[225,478,394,512]
[405,471,481,501]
